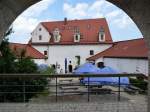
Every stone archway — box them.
[0,0,150,111]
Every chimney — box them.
[64,17,67,25]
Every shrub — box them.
[129,78,148,93]
[0,38,49,102]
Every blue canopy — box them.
[74,63,129,85]
[73,63,100,74]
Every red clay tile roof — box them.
[9,43,47,59]
[87,38,148,61]
[39,18,112,45]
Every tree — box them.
[0,38,16,73]
[0,27,16,73]
[0,28,48,102]
[16,56,38,73]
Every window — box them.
[75,56,81,66]
[90,50,94,55]
[39,28,42,31]
[99,27,105,42]
[97,62,105,68]
[74,34,80,42]
[44,51,47,55]
[39,35,42,40]
[99,33,105,41]
[53,28,61,42]
[101,34,104,40]
[76,35,78,40]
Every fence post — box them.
[118,76,121,101]
[56,77,58,102]
[23,79,26,103]
[88,76,90,102]
[3,77,6,102]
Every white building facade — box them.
[103,58,148,76]
[32,44,112,73]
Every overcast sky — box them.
[8,0,142,43]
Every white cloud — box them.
[106,10,121,19]
[13,17,38,32]
[22,0,55,17]
[63,0,134,29]
[63,3,89,18]
[10,0,55,43]
[112,14,134,28]
[89,0,105,12]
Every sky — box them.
[8,0,142,43]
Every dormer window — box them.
[53,28,61,43]
[74,34,80,42]
[74,26,80,42]
[99,27,105,42]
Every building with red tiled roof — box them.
[28,18,148,75]
[9,43,47,65]
[30,18,113,73]
[87,38,148,76]
[87,38,148,60]
[31,18,113,45]
[10,43,47,59]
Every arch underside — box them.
[0,0,150,111]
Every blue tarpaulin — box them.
[73,63,100,74]
[73,63,129,85]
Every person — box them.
[68,61,73,73]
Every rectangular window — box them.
[44,51,47,55]
[39,35,42,40]
[101,34,104,40]
[90,50,94,55]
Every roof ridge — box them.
[41,18,106,24]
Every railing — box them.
[0,73,147,103]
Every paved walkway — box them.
[0,102,147,112]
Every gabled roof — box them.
[39,18,112,45]
[9,43,47,59]
[87,38,148,61]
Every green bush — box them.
[129,78,148,93]
[0,38,49,102]
[0,77,48,102]
[39,66,55,74]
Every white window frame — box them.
[53,28,61,43]
[99,33,105,42]
[74,34,80,42]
